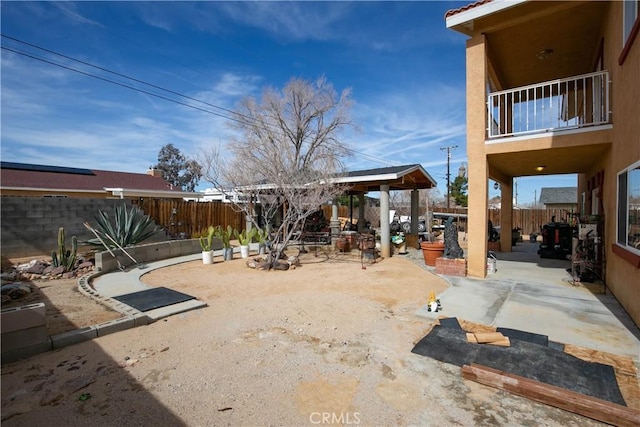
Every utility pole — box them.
[440,145,458,208]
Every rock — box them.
[77,261,94,270]
[25,261,49,275]
[17,260,36,271]
[1,282,32,300]
[256,262,270,270]
[0,271,18,281]
[50,266,65,276]
[272,262,289,271]
[287,255,300,267]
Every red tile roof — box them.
[0,162,179,193]
[445,0,493,18]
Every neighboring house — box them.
[198,187,248,203]
[0,162,202,199]
[538,187,578,211]
[446,0,639,325]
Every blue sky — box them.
[1,1,576,204]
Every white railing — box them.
[487,71,610,139]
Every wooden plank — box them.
[474,332,506,343]
[461,364,640,427]
[465,333,509,346]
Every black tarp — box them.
[411,322,626,406]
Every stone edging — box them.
[0,271,151,364]
[77,271,149,319]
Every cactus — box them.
[238,228,257,246]
[51,227,78,272]
[214,225,237,249]
[198,226,216,251]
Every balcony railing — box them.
[487,71,610,139]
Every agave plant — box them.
[89,204,160,249]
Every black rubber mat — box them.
[113,287,196,312]
[411,325,627,406]
[439,317,463,330]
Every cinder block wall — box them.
[0,197,149,259]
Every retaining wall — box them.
[95,239,217,273]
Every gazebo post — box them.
[411,189,419,234]
[380,183,390,258]
[358,192,366,231]
[330,197,340,242]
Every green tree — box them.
[450,175,468,207]
[155,144,201,191]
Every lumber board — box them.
[473,332,506,343]
[486,337,510,347]
[461,363,640,427]
[465,332,510,346]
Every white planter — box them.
[202,250,214,264]
[223,247,234,261]
[258,243,267,255]
[240,245,250,258]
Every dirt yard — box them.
[1,276,122,336]
[0,249,608,426]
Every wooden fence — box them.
[133,199,245,238]
[134,199,568,238]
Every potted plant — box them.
[255,227,270,255]
[238,228,257,259]
[215,225,237,261]
[199,226,215,264]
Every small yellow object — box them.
[428,290,437,305]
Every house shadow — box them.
[1,264,187,425]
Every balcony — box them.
[488,71,610,139]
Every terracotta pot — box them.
[335,237,350,252]
[420,241,445,266]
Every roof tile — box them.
[445,0,493,19]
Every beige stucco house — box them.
[446,0,640,325]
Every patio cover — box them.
[334,164,437,193]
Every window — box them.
[617,160,640,255]
[624,0,638,45]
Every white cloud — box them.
[51,2,105,28]
[344,82,467,170]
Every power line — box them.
[1,34,249,122]
[0,34,414,169]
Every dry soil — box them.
[0,249,608,426]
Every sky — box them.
[1,1,576,205]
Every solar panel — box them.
[0,162,95,175]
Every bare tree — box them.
[200,76,354,269]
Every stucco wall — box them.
[0,197,149,260]
[600,1,640,326]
